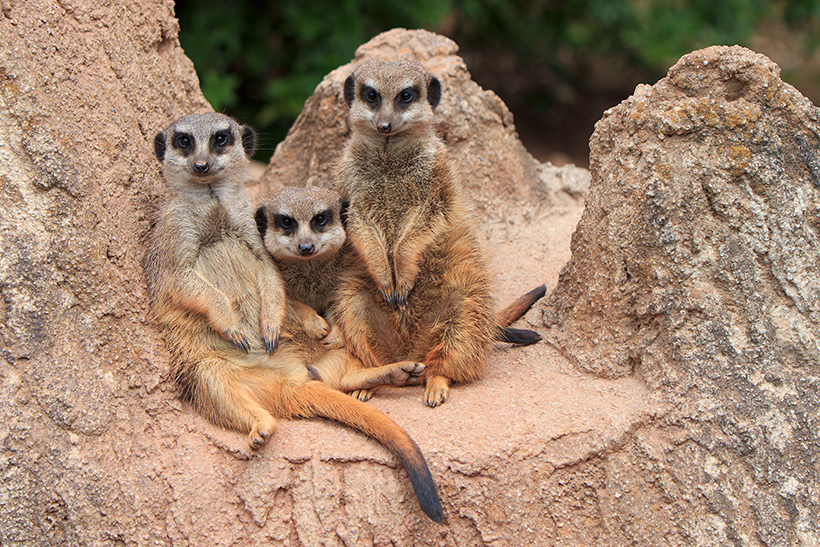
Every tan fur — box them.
[334,60,498,407]
[256,186,347,344]
[145,113,443,522]
[256,186,429,392]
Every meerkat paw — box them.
[424,375,450,408]
[386,361,427,386]
[350,388,375,402]
[393,279,415,309]
[321,324,345,349]
[261,325,280,355]
[381,287,412,310]
[304,313,330,340]
[248,417,279,450]
[224,329,251,353]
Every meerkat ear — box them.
[344,74,356,107]
[241,126,256,158]
[154,132,166,162]
[427,76,441,109]
[254,206,268,237]
[339,200,350,228]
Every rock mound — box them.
[256,28,589,217]
[543,45,820,545]
[3,3,816,543]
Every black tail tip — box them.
[528,284,548,301]
[406,461,444,523]
[498,326,542,346]
[420,493,444,523]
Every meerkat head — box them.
[343,59,441,140]
[255,186,348,263]
[153,112,255,189]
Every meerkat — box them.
[333,59,545,407]
[145,113,442,522]
[256,185,542,386]
[255,186,438,390]
[255,186,348,347]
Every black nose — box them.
[193,161,210,173]
[377,123,392,134]
[298,243,315,256]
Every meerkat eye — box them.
[212,130,234,152]
[312,210,333,230]
[362,87,380,105]
[278,216,294,230]
[399,88,417,103]
[174,134,192,149]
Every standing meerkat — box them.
[145,113,442,522]
[256,186,433,390]
[334,59,544,407]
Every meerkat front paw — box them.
[224,329,251,353]
[392,278,415,310]
[261,325,280,355]
[321,324,345,349]
[381,287,412,310]
[303,313,330,340]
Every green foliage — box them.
[175,0,820,162]
[175,0,452,158]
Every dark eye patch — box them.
[274,214,296,235]
[172,131,194,156]
[311,209,333,232]
[395,86,419,109]
[211,129,234,154]
[361,85,381,108]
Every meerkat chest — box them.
[278,256,343,313]
[349,151,436,224]
[196,202,249,249]
[193,202,260,295]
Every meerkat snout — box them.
[298,243,315,256]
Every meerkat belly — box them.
[365,225,493,362]
[195,237,264,343]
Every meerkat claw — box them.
[264,331,279,355]
[227,330,251,353]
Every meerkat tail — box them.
[493,284,546,346]
[496,284,547,327]
[285,381,444,523]
[497,326,541,345]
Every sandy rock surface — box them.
[544,45,820,545]
[1,3,817,546]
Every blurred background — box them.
[174,0,820,167]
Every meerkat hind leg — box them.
[221,386,281,450]
[350,388,376,402]
[333,361,427,393]
[310,352,427,395]
[249,415,280,450]
[424,375,450,408]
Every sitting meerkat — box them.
[255,186,349,348]
[333,59,545,407]
[145,113,442,522]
